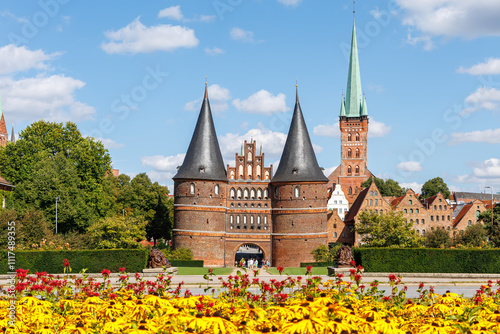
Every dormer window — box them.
[292,168,298,175]
[199,166,205,173]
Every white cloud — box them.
[399,182,423,193]
[313,118,390,138]
[199,15,216,23]
[456,158,500,186]
[0,45,60,75]
[204,47,225,56]
[313,122,341,138]
[457,58,500,75]
[92,137,124,149]
[369,119,392,137]
[141,153,186,185]
[277,0,302,7]
[101,17,199,54]
[184,84,231,113]
[396,0,500,44]
[232,89,289,115]
[0,75,95,122]
[158,6,183,20]
[230,27,255,43]
[449,128,500,145]
[322,166,337,177]
[461,87,500,115]
[219,128,288,162]
[396,161,423,173]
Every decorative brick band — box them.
[174,205,226,212]
[272,208,327,213]
[173,229,225,236]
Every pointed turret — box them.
[340,97,346,116]
[10,125,15,143]
[272,88,328,183]
[361,96,368,116]
[0,99,8,144]
[343,20,364,117]
[173,84,227,181]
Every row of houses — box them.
[327,181,498,245]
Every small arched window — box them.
[247,165,252,179]
[347,165,352,174]
[347,148,352,158]
[347,133,352,141]
[189,183,195,194]
[230,170,235,179]
[264,189,269,198]
[356,133,360,141]
[348,187,353,195]
[237,188,242,199]
[244,188,249,199]
[294,186,300,198]
[355,165,360,174]
[265,171,270,180]
[250,188,256,199]
[230,188,235,199]
[214,184,219,195]
[476,210,480,218]
[334,232,338,238]
[355,148,360,158]
[238,165,244,179]
[257,188,262,199]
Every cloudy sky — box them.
[1,0,500,194]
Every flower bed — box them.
[2,263,500,333]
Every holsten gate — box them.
[172,20,370,267]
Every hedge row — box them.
[353,248,500,273]
[0,250,149,274]
[169,260,204,267]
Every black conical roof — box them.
[272,89,328,183]
[173,85,227,182]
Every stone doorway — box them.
[234,243,265,268]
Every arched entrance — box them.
[234,243,265,267]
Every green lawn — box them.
[176,267,234,275]
[266,267,328,276]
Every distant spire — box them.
[241,143,243,155]
[0,97,7,138]
[259,143,262,156]
[272,87,328,183]
[204,78,208,99]
[296,82,299,103]
[344,20,365,118]
[173,84,227,181]
[10,124,15,143]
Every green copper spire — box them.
[340,97,346,116]
[361,96,368,116]
[344,20,364,117]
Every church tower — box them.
[172,83,228,266]
[0,101,8,147]
[271,87,329,267]
[330,20,371,204]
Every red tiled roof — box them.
[421,194,438,206]
[391,195,405,208]
[0,175,14,188]
[0,114,7,136]
[453,203,472,227]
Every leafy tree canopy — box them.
[420,177,450,199]
[479,205,500,247]
[453,223,488,248]
[424,228,451,248]
[361,176,405,197]
[87,216,147,249]
[355,211,422,247]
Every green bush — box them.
[0,249,149,274]
[161,247,193,261]
[353,248,500,273]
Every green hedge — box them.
[353,248,500,273]
[300,262,334,268]
[169,260,204,267]
[0,249,149,274]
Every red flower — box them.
[349,260,356,266]
[63,259,70,267]
[306,265,313,273]
[101,269,111,277]
[119,267,126,273]
[277,267,284,275]
[388,274,397,282]
[418,282,424,289]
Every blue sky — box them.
[1,0,500,194]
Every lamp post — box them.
[485,186,494,225]
[55,196,60,234]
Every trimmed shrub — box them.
[0,249,148,274]
[353,248,500,273]
[300,262,334,268]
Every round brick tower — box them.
[271,88,329,268]
[172,84,228,266]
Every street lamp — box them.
[55,196,60,234]
[485,187,494,225]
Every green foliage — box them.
[162,247,194,261]
[424,228,451,248]
[453,223,488,247]
[361,177,405,197]
[299,262,334,267]
[0,249,149,274]
[146,193,172,244]
[479,205,500,247]
[353,248,500,273]
[0,209,18,248]
[420,177,450,199]
[87,216,147,249]
[355,211,422,247]
[311,244,332,262]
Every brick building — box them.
[328,21,372,204]
[173,85,328,267]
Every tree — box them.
[424,228,451,248]
[479,205,500,247]
[146,193,172,244]
[420,177,450,199]
[0,120,112,217]
[14,153,94,233]
[87,216,147,249]
[361,177,405,197]
[453,223,488,247]
[355,211,422,247]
